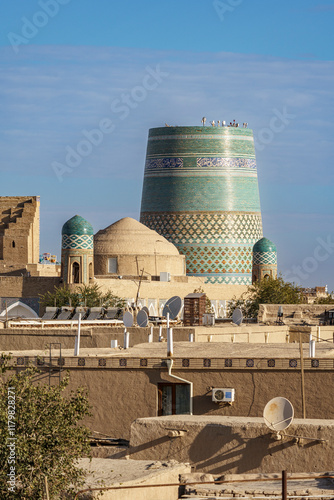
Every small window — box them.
[12,241,15,248]
[108,258,117,274]
[89,262,93,279]
[158,383,190,416]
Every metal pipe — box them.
[166,358,193,415]
[282,470,287,500]
[74,313,81,356]
[74,475,334,500]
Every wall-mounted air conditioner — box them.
[160,272,171,282]
[212,388,235,403]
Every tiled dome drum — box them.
[62,215,94,250]
[140,126,263,284]
[252,237,277,283]
[61,215,94,284]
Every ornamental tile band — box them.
[62,234,94,250]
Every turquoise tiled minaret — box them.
[252,237,277,283]
[61,215,94,285]
[140,126,263,284]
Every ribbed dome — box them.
[62,215,93,236]
[253,237,276,253]
[94,217,180,256]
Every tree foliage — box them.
[0,367,91,499]
[228,275,305,318]
[40,283,126,309]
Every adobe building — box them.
[0,196,61,318]
[4,341,333,475]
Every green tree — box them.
[228,276,305,318]
[40,283,125,309]
[0,367,91,499]
[314,293,334,304]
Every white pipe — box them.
[74,313,81,356]
[159,325,163,342]
[189,333,194,342]
[166,358,193,415]
[148,326,153,343]
[124,328,129,349]
[167,313,173,357]
[309,339,315,358]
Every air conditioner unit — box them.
[160,272,171,282]
[212,388,235,403]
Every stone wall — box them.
[258,304,333,325]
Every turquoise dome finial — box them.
[62,215,93,237]
[253,237,276,253]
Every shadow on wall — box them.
[188,426,296,473]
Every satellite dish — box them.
[137,309,148,328]
[263,397,294,431]
[163,296,182,320]
[123,311,134,328]
[142,306,149,316]
[232,308,243,326]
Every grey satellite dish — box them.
[263,397,294,431]
[137,309,148,328]
[123,311,134,328]
[142,306,149,316]
[163,296,182,320]
[232,308,243,326]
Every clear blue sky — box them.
[0,0,334,289]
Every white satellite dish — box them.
[137,309,148,328]
[123,311,134,328]
[263,397,294,431]
[163,296,182,320]
[232,308,243,326]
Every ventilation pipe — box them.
[166,358,193,415]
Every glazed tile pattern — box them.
[62,215,94,236]
[140,126,263,284]
[62,234,94,250]
[197,158,256,170]
[140,213,262,245]
[253,251,277,266]
[145,158,183,169]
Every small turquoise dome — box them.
[62,215,93,236]
[253,237,276,253]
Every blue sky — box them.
[0,0,334,289]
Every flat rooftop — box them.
[5,342,334,359]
